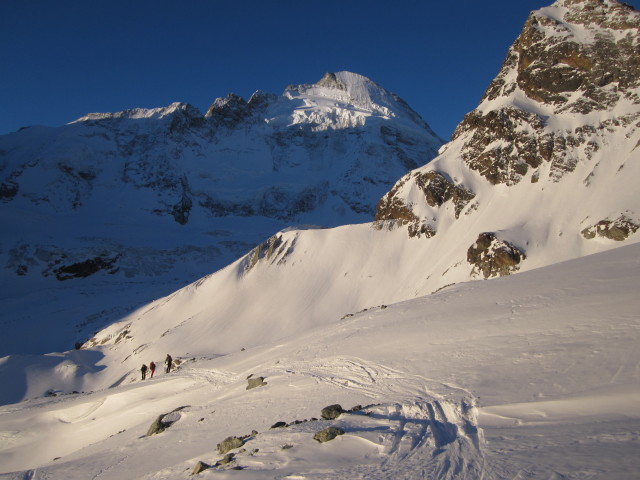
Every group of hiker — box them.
[141,354,172,380]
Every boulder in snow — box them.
[467,232,526,279]
[320,404,345,420]
[313,426,345,443]
[217,436,244,454]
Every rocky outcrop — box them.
[509,0,640,112]
[241,233,298,273]
[375,171,475,237]
[467,233,526,279]
[581,215,639,241]
[53,254,120,281]
[452,0,640,186]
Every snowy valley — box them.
[1,0,640,479]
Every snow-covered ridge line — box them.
[70,101,200,123]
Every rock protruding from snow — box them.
[320,404,345,420]
[146,407,186,436]
[191,461,210,475]
[217,436,244,454]
[246,375,267,390]
[581,215,640,241]
[313,426,345,443]
[467,233,526,279]
[375,170,475,237]
[372,0,639,289]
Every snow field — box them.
[1,242,639,478]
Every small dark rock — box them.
[218,436,244,454]
[271,421,288,429]
[313,427,345,443]
[321,404,345,420]
[146,407,186,436]
[246,376,267,390]
[217,453,235,465]
[192,461,210,475]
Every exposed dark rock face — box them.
[313,426,345,443]
[375,171,475,237]
[241,233,299,273]
[53,255,120,281]
[452,108,547,186]
[413,171,475,218]
[581,215,639,240]
[452,0,640,186]
[316,72,348,91]
[205,93,254,128]
[467,233,526,279]
[510,0,640,111]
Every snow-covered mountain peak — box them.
[276,71,434,133]
[202,71,436,135]
[295,71,390,114]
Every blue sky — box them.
[1,0,638,139]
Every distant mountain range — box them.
[0,71,442,354]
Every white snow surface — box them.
[1,242,639,479]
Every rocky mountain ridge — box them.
[376,0,640,277]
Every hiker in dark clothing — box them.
[141,364,148,380]
[165,354,172,374]
[149,361,156,378]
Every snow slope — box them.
[1,242,639,479]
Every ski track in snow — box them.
[261,356,489,479]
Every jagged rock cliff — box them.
[376,0,640,277]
